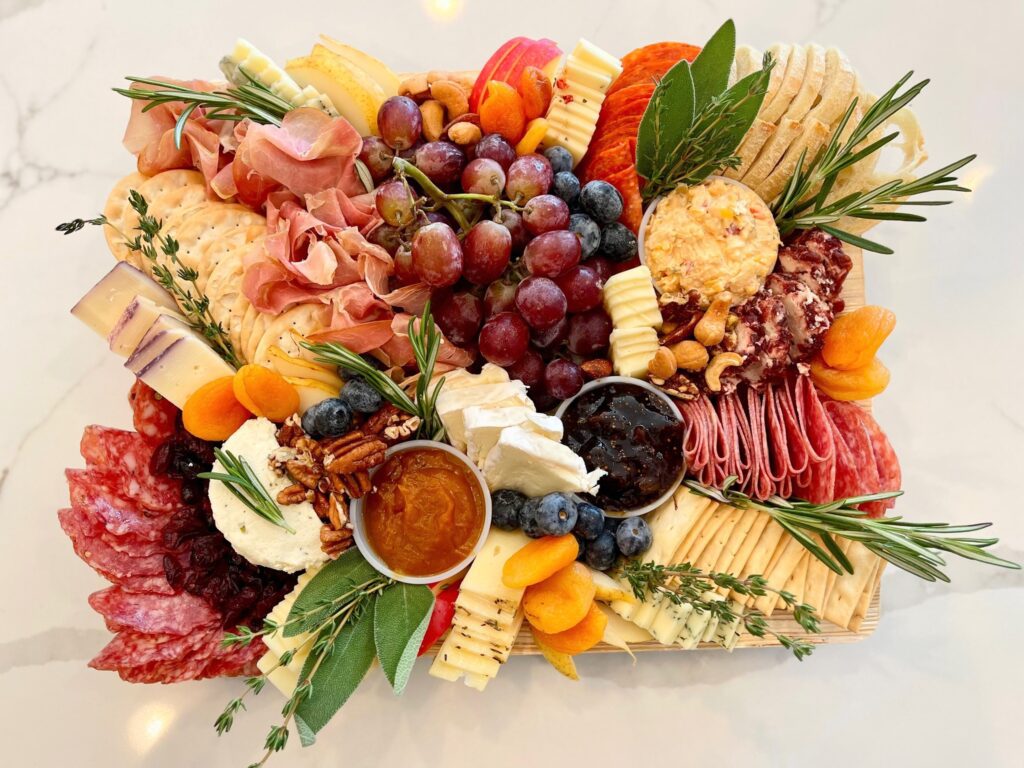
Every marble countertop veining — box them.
[1,0,1022,765]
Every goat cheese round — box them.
[209,417,328,573]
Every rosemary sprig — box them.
[771,72,975,253]
[56,192,242,367]
[618,560,821,659]
[302,302,446,439]
[199,449,295,534]
[686,478,1020,582]
[113,74,294,150]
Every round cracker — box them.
[204,250,245,344]
[120,170,205,274]
[103,171,148,265]
[253,304,332,370]
[169,204,266,274]
[196,225,267,293]
[227,289,253,358]
[149,185,210,229]
[244,308,273,365]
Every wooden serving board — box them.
[509,246,878,656]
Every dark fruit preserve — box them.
[561,382,684,512]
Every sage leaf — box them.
[294,611,376,738]
[285,548,379,637]
[636,59,695,180]
[373,583,435,695]
[690,19,736,112]
[294,714,317,748]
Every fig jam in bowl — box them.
[556,377,685,518]
[350,441,491,584]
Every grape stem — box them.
[392,158,521,233]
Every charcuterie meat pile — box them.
[679,374,900,515]
[59,381,294,683]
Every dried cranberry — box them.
[163,555,184,590]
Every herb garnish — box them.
[199,449,295,534]
[618,560,821,659]
[636,20,774,202]
[686,478,1020,581]
[772,72,975,253]
[215,549,434,767]
[303,302,446,439]
[56,191,242,367]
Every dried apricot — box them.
[479,80,526,143]
[232,364,300,422]
[515,117,549,155]
[183,376,253,441]
[531,602,608,654]
[519,66,553,120]
[821,306,896,371]
[523,562,596,633]
[503,535,579,589]
[810,355,891,401]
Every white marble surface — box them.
[1,0,1022,765]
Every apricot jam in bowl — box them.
[350,441,491,584]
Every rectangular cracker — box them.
[823,542,879,629]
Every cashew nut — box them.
[430,79,470,119]
[670,340,710,372]
[428,69,477,92]
[419,99,445,142]
[448,121,482,145]
[648,347,677,380]
[399,73,430,100]
[704,352,743,393]
[694,296,731,347]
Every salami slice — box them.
[89,586,219,636]
[80,427,182,512]
[129,379,179,443]
[828,401,901,516]
[66,469,169,542]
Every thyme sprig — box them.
[685,478,1020,582]
[771,72,975,253]
[199,449,295,534]
[56,192,242,367]
[618,560,821,659]
[303,302,446,439]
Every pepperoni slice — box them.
[89,587,219,636]
[129,379,179,444]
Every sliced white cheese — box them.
[209,418,329,573]
[257,566,323,697]
[609,326,659,378]
[463,406,562,467]
[108,295,185,357]
[458,528,529,608]
[435,364,531,450]
[132,333,236,409]
[481,425,604,497]
[71,262,178,339]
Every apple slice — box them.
[317,35,400,97]
[493,38,562,90]
[286,47,385,135]
[470,37,530,110]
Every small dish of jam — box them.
[557,377,685,517]
[350,441,491,583]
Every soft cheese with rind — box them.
[481,425,604,497]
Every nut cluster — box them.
[272,404,420,558]
[398,70,481,145]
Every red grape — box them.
[432,288,483,346]
[583,255,614,283]
[414,141,467,187]
[567,307,612,356]
[523,230,581,277]
[515,276,567,331]
[483,280,517,318]
[461,158,506,197]
[378,96,423,150]
[463,220,512,285]
[531,316,569,351]
[375,181,415,227]
[544,358,584,400]
[496,209,530,254]
[555,265,603,313]
[359,136,395,182]
[393,245,417,284]
[479,312,529,367]
[475,134,517,171]
[411,222,463,287]
[367,223,402,255]
[522,194,570,235]
[505,154,553,202]
[506,348,545,390]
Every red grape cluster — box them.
[363,96,639,405]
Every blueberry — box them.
[603,516,622,534]
[569,213,601,259]
[615,517,653,556]
[303,398,352,438]
[338,354,386,381]
[534,493,578,536]
[340,378,383,414]
[585,531,618,571]
[551,172,581,206]
[544,145,574,175]
[580,180,623,224]
[491,489,526,531]
[600,222,638,262]
[573,502,605,541]
[518,497,545,538]
[573,532,588,561]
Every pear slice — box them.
[266,344,343,388]
[282,376,340,415]
[317,35,400,97]
[286,49,384,135]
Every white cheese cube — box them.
[482,426,604,497]
[71,262,178,339]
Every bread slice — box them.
[741,116,803,195]
[760,116,831,202]
[782,44,826,124]
[807,47,859,127]
[724,118,777,180]
[761,44,806,123]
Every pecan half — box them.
[276,483,310,506]
[651,372,700,401]
[326,437,387,475]
[286,458,322,490]
[320,525,354,558]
